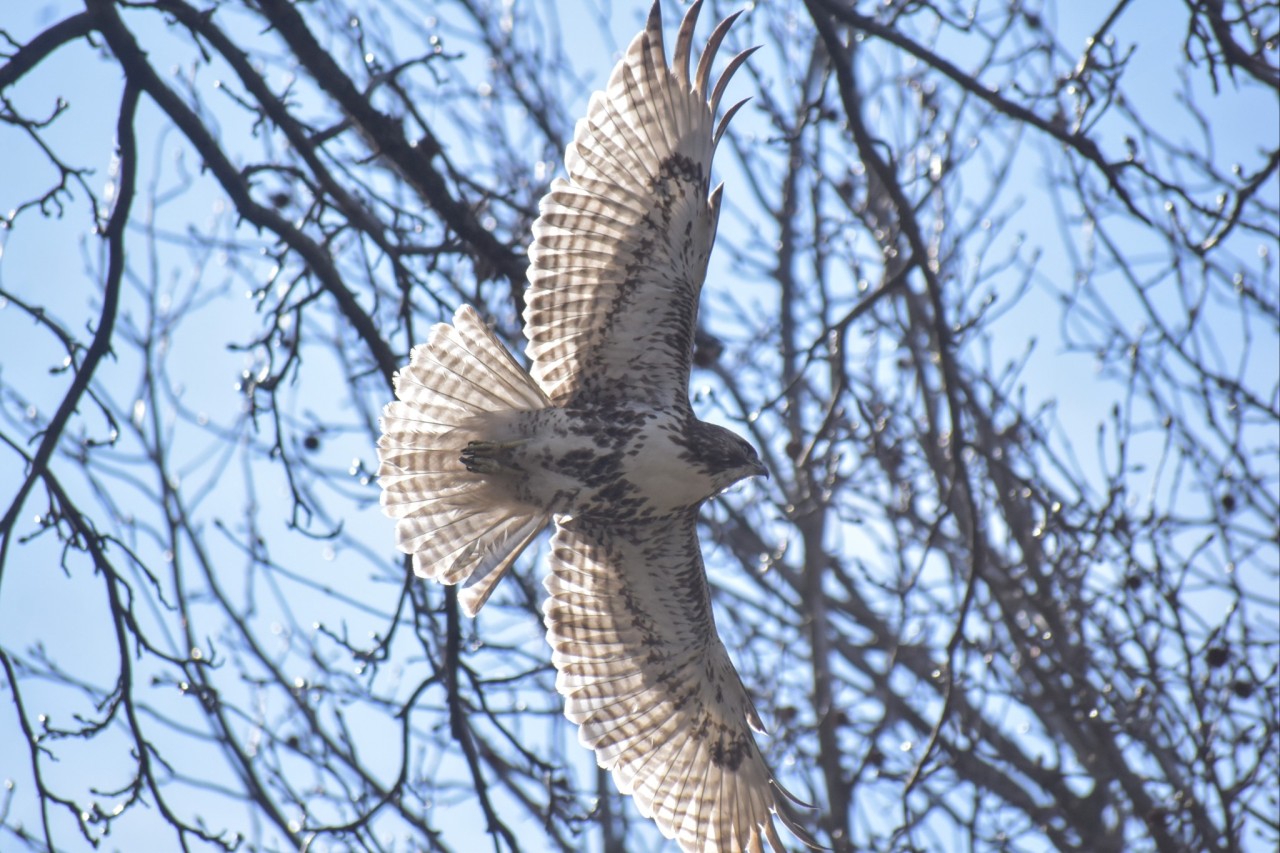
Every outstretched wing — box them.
[525,0,754,408]
[543,513,815,852]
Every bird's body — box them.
[464,403,761,521]
[377,2,817,850]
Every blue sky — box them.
[1,0,1276,850]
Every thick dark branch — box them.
[810,0,1155,227]
[154,0,414,290]
[1193,0,1280,90]
[0,66,134,591]
[82,0,400,384]
[252,0,529,300]
[0,12,94,91]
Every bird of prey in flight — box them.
[378,2,816,849]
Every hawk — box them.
[378,2,816,849]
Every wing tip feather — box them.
[694,7,746,98]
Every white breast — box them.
[621,419,718,513]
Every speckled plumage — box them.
[377,2,815,850]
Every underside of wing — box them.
[525,0,755,408]
[542,513,816,852]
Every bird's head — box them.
[699,422,768,491]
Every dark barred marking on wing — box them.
[524,0,758,409]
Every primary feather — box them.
[545,513,814,851]
[525,0,756,409]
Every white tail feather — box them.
[377,305,552,615]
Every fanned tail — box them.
[378,305,552,615]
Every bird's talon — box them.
[460,440,507,474]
